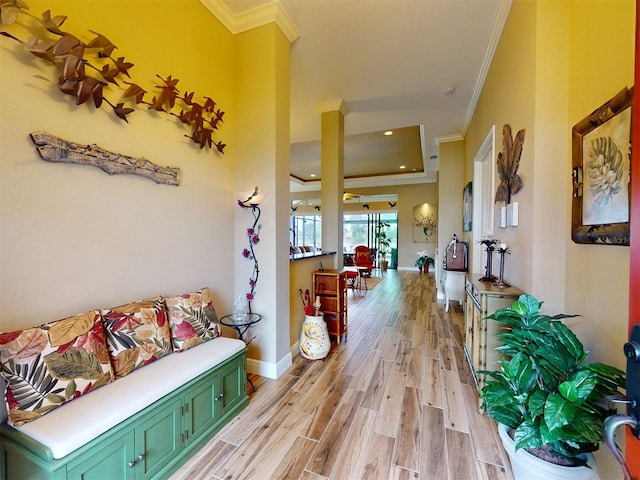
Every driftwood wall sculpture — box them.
[1,1,226,154]
[30,132,181,186]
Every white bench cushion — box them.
[15,336,245,459]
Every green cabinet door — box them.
[135,398,182,480]
[219,357,244,417]
[186,372,218,441]
[67,430,136,480]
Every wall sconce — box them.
[238,188,267,207]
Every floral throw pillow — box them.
[101,296,172,378]
[165,287,221,352]
[0,311,114,426]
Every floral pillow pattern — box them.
[0,311,114,426]
[101,296,172,378]
[166,287,221,352]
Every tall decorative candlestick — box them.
[493,244,511,288]
[478,239,498,282]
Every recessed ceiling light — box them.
[384,130,393,136]
[310,173,316,178]
[444,86,456,95]
[399,165,406,169]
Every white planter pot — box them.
[299,314,330,360]
[498,423,599,480]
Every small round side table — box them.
[220,313,262,391]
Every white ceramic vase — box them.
[299,314,330,360]
[498,423,599,480]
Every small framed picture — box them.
[463,182,472,232]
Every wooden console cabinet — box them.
[464,274,523,394]
[312,270,347,344]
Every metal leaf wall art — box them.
[495,124,525,204]
[0,1,226,154]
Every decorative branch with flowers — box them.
[238,187,263,313]
[414,213,437,239]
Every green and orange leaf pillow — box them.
[101,296,172,378]
[165,287,221,352]
[0,311,114,426]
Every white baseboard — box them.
[247,352,293,379]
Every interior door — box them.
[627,1,640,474]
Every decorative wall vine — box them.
[0,1,226,154]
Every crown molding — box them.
[462,0,512,136]
[200,0,301,43]
[435,133,464,144]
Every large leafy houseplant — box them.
[375,221,392,263]
[480,294,625,466]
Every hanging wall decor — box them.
[30,131,181,185]
[1,2,226,154]
[495,124,525,204]
[571,87,632,245]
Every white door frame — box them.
[472,125,496,274]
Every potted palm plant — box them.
[479,295,625,480]
[375,221,392,271]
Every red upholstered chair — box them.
[353,245,374,277]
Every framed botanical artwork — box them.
[571,87,632,245]
[463,182,472,232]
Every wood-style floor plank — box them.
[170,270,512,480]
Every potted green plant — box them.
[414,250,434,273]
[479,294,625,480]
[375,221,392,271]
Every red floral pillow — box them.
[101,296,172,378]
[0,311,114,426]
[165,287,221,352]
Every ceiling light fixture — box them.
[444,86,456,95]
[384,130,393,136]
[399,165,406,169]
[309,173,316,178]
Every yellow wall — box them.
[466,0,633,368]
[465,2,634,472]
[438,140,465,292]
[565,0,634,366]
[464,0,537,294]
[0,1,237,332]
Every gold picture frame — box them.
[571,87,632,245]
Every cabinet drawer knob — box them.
[137,453,145,461]
[128,461,136,468]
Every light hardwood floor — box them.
[171,270,514,480]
